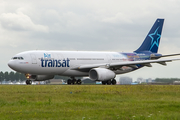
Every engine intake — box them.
[89,68,115,81]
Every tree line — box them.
[0,71,26,82]
[155,78,180,83]
[0,71,77,82]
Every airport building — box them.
[119,77,132,85]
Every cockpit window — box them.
[18,57,24,60]
[12,57,24,60]
[13,57,17,59]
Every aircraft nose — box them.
[8,60,14,69]
[8,60,25,72]
[8,60,18,70]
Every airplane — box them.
[8,18,180,85]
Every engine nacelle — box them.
[89,68,115,81]
[29,75,54,81]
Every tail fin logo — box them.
[134,19,164,53]
[149,27,161,51]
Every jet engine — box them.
[89,68,115,81]
[26,74,54,81]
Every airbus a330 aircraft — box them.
[8,19,180,85]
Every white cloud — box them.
[0,9,49,32]
[101,12,133,24]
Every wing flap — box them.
[157,61,167,66]
[142,63,152,67]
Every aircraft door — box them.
[30,54,37,64]
[106,54,111,63]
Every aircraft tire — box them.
[67,79,72,85]
[26,80,29,85]
[72,79,76,85]
[111,79,116,85]
[102,81,106,85]
[107,80,111,85]
[26,80,32,85]
[77,79,82,85]
[29,80,32,85]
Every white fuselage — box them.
[8,50,134,76]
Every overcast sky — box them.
[1,0,180,80]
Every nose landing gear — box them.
[25,74,32,85]
[26,80,32,85]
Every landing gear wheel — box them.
[67,79,72,85]
[107,80,111,85]
[29,80,32,85]
[111,79,116,85]
[26,80,32,85]
[72,79,77,85]
[26,80,28,85]
[102,81,107,85]
[77,79,82,85]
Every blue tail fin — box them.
[134,19,164,53]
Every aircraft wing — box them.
[72,58,180,70]
[109,58,180,68]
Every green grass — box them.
[0,85,180,120]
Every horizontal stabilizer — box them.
[151,53,180,59]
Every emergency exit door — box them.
[30,54,37,64]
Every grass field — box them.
[0,85,180,120]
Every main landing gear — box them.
[102,79,116,85]
[67,77,82,85]
[26,80,32,85]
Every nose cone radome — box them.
[8,60,20,71]
[8,60,14,69]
